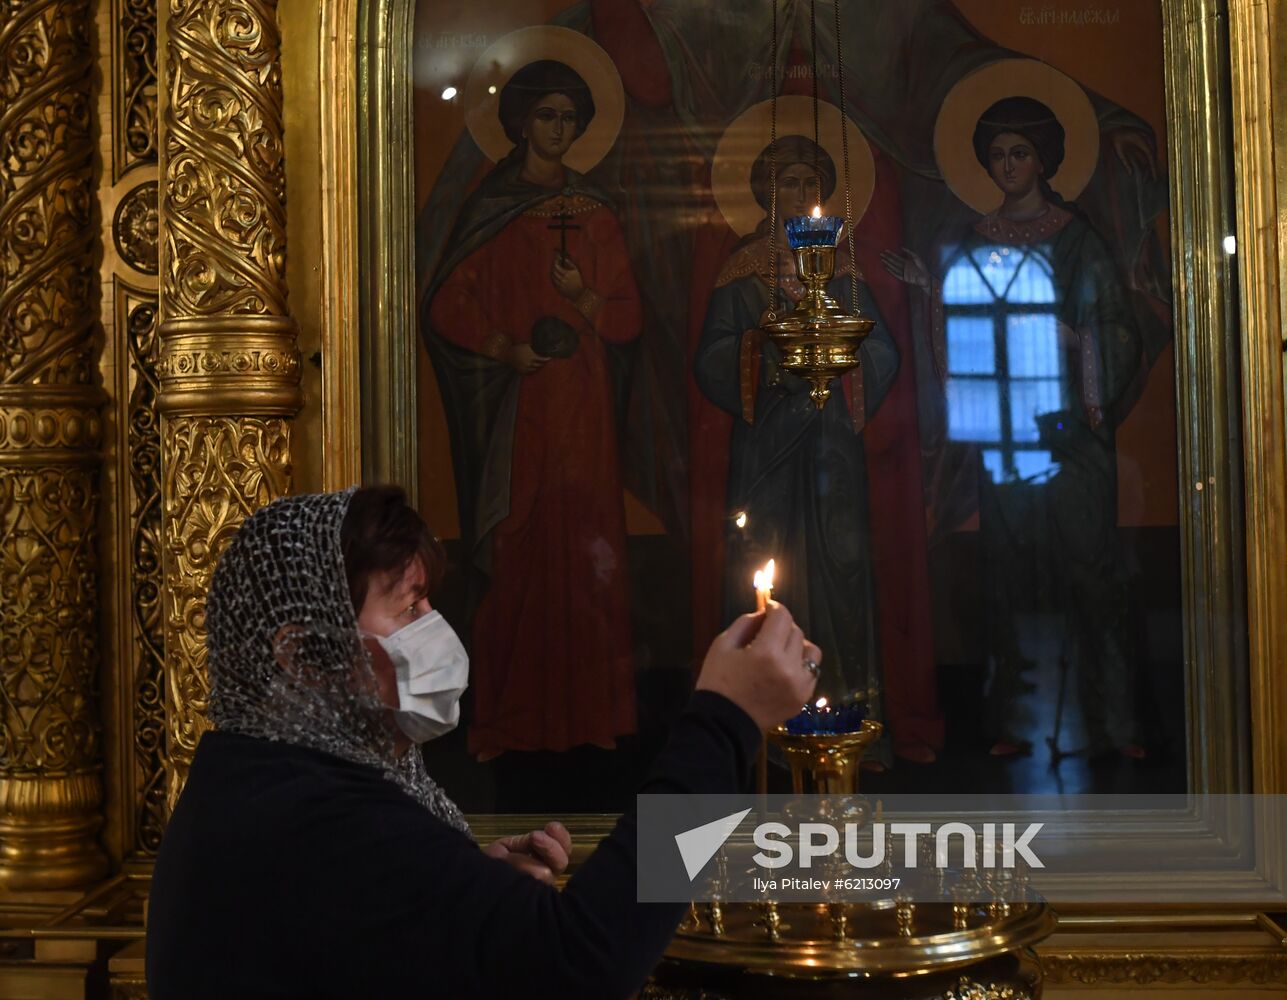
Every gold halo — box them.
[934,58,1099,215]
[711,96,875,238]
[463,26,625,175]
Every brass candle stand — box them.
[772,718,883,795]
[763,233,874,410]
[774,718,883,830]
[648,717,1057,999]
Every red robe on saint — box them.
[431,192,641,758]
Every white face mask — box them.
[371,610,469,743]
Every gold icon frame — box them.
[292,0,1286,983]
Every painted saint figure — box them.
[695,136,899,744]
[882,97,1144,756]
[424,60,642,759]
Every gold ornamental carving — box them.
[159,0,301,808]
[112,0,164,855]
[1,0,97,385]
[1042,950,1287,986]
[114,180,160,274]
[162,0,290,320]
[943,978,1029,1000]
[117,285,167,856]
[159,415,290,798]
[156,319,301,415]
[113,0,158,180]
[0,0,108,888]
[0,397,102,453]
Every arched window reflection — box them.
[943,245,1066,483]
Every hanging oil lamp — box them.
[759,0,873,411]
[762,205,874,408]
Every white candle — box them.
[752,559,776,613]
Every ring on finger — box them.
[803,658,820,678]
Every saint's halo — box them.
[934,58,1100,216]
[711,95,874,238]
[464,26,625,175]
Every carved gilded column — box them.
[0,0,109,887]
[158,0,301,806]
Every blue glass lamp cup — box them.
[785,214,845,249]
[783,699,867,735]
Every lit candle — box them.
[811,205,822,219]
[752,558,775,613]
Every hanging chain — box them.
[810,0,821,191]
[834,0,858,309]
[767,0,780,320]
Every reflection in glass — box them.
[879,89,1178,792]
[943,250,1063,483]
[694,136,897,760]
[412,2,1184,808]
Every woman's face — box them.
[987,132,1042,197]
[777,163,823,218]
[523,92,579,162]
[356,558,431,709]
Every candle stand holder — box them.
[647,714,1057,999]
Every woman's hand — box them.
[551,254,586,300]
[482,821,573,884]
[879,248,930,291]
[508,343,551,375]
[695,602,821,731]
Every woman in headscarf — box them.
[881,97,1144,758]
[424,60,643,762]
[694,135,900,766]
[146,485,818,998]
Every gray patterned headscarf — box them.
[205,488,470,835]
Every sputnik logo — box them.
[673,812,1046,878]
[674,808,752,881]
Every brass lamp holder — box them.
[770,718,883,796]
[655,715,1057,996]
[762,238,874,410]
[771,718,883,834]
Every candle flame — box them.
[734,511,747,529]
[811,205,822,219]
[753,558,775,612]
[815,696,828,709]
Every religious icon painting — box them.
[412,0,1184,811]
[417,27,643,805]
